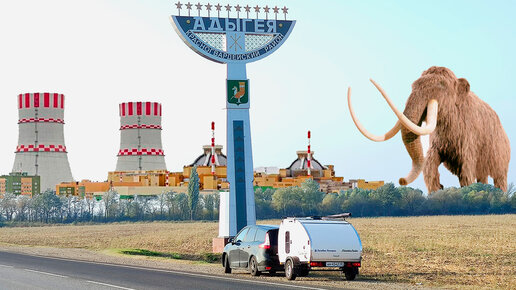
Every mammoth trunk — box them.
[399,101,427,185]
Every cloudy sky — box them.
[0,0,514,193]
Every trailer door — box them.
[303,222,362,262]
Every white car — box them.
[278,214,362,280]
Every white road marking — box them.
[24,268,68,278]
[10,252,326,290]
[0,264,14,268]
[86,280,136,290]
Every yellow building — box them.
[55,144,384,199]
[352,179,385,190]
[254,151,384,193]
[182,145,229,191]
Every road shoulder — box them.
[0,245,432,290]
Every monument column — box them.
[170,3,295,237]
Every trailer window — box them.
[285,231,290,254]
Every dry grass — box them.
[0,215,514,289]
[350,215,516,289]
[0,221,218,255]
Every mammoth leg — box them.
[476,176,488,184]
[423,149,442,193]
[459,162,475,187]
[493,175,508,192]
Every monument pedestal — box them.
[212,237,231,253]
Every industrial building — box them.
[52,118,383,198]
[116,101,167,171]
[253,131,384,193]
[12,93,73,191]
[0,172,40,197]
[253,150,384,193]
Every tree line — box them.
[256,180,516,219]
[0,166,220,224]
[0,190,219,224]
[1,176,515,225]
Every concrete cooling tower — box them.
[12,93,73,191]
[116,102,167,171]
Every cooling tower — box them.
[116,102,167,171]
[12,93,73,191]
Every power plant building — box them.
[0,172,40,197]
[12,93,73,191]
[116,102,167,171]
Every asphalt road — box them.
[0,251,326,290]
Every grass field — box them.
[0,215,514,289]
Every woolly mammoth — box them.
[348,66,510,192]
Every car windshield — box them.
[234,227,249,242]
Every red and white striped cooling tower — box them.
[116,102,167,171]
[12,93,74,191]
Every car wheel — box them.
[298,266,309,277]
[249,256,261,276]
[285,259,297,280]
[224,255,231,274]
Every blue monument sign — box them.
[171,2,295,236]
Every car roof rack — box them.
[322,212,352,220]
[283,213,352,221]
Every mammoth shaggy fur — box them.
[350,66,510,193]
[403,67,510,192]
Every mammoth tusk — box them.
[369,79,438,136]
[347,87,401,142]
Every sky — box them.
[0,0,515,193]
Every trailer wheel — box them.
[249,256,261,276]
[285,259,297,280]
[343,268,356,281]
[223,255,231,274]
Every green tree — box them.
[32,191,62,223]
[398,187,425,215]
[299,179,324,216]
[321,192,342,215]
[187,166,200,220]
[177,193,190,220]
[341,188,374,217]
[272,187,302,216]
[203,194,215,220]
[255,188,276,219]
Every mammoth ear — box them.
[457,78,470,95]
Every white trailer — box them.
[278,215,362,280]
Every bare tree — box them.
[0,193,17,221]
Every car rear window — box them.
[255,228,267,242]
